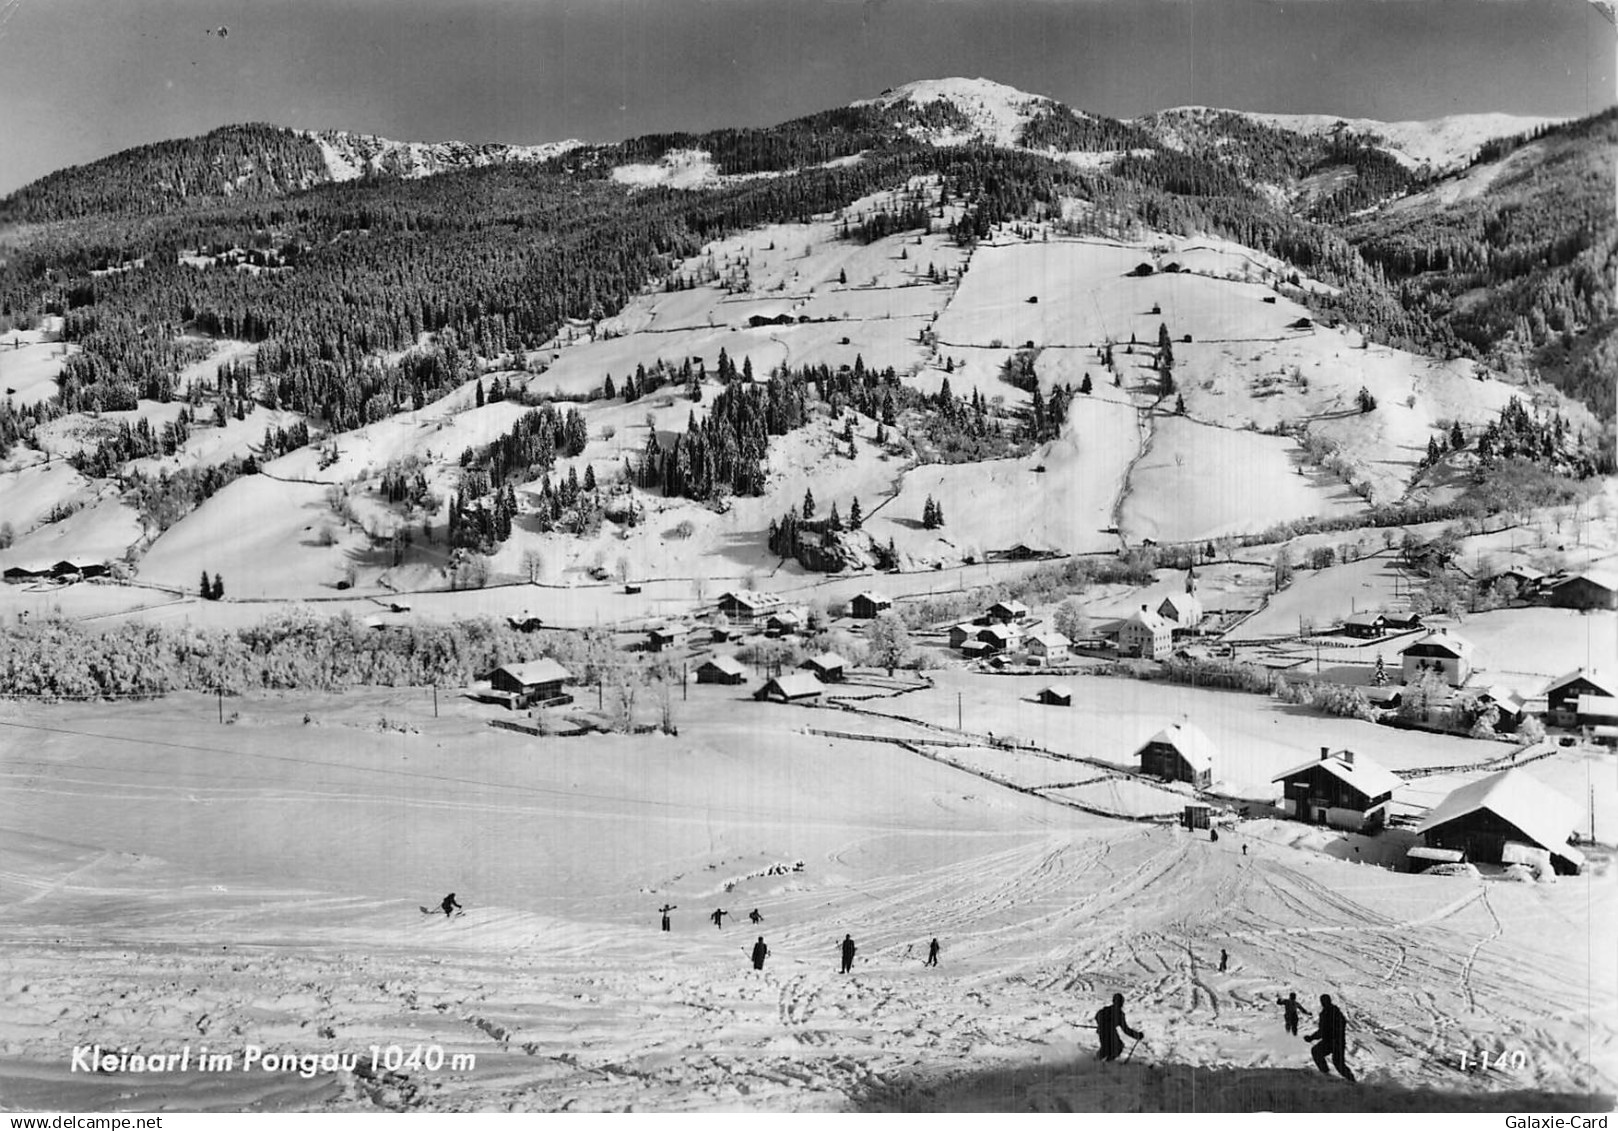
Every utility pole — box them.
[682,663,688,701]
[217,686,223,725]
[433,685,439,718]
[957,691,963,731]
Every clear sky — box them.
[0,0,1611,196]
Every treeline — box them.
[67,409,196,476]
[1017,105,1155,153]
[0,614,571,698]
[124,457,255,533]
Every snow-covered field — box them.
[0,690,1610,1112]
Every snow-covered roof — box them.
[1545,668,1617,698]
[1272,749,1402,799]
[1576,695,1618,721]
[721,589,782,610]
[1125,607,1173,633]
[1415,769,1583,868]
[1554,569,1618,593]
[1498,566,1545,582]
[854,590,891,604]
[805,652,847,670]
[1028,632,1071,650]
[763,673,823,699]
[1140,722,1217,773]
[990,599,1029,616]
[1478,684,1525,712]
[1400,629,1474,659]
[1041,684,1073,699]
[1344,611,1386,627]
[700,655,745,676]
[493,658,571,686]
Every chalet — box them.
[1118,606,1174,660]
[52,559,107,580]
[1413,768,1583,875]
[2,563,49,584]
[800,652,848,682]
[1365,685,1403,710]
[949,623,981,648]
[959,640,991,660]
[624,583,642,595]
[850,591,893,619]
[695,656,746,685]
[646,624,682,652]
[1543,668,1616,723]
[1272,747,1401,832]
[1037,684,1073,706]
[487,658,572,709]
[1025,631,1071,660]
[1001,542,1056,561]
[987,599,1029,624]
[764,608,806,636]
[1546,570,1618,611]
[507,614,545,633]
[1136,723,1215,789]
[709,626,732,643]
[1182,804,1212,830]
[1382,612,1425,631]
[1400,628,1474,686]
[718,589,783,624]
[1342,612,1387,639]
[754,673,823,703]
[976,625,1018,653]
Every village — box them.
[458,546,1615,886]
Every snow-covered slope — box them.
[855,76,1066,147]
[1152,106,1559,172]
[305,130,584,182]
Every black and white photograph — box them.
[0,0,1613,1116]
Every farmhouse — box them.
[975,625,1019,653]
[754,673,823,703]
[987,599,1029,624]
[1382,612,1425,631]
[487,658,572,709]
[1025,631,1071,660]
[764,608,807,636]
[1342,612,1387,639]
[1576,694,1618,728]
[959,640,991,660]
[1543,668,1616,723]
[695,656,746,685]
[1413,769,1583,875]
[718,589,783,624]
[850,591,893,619]
[1119,606,1174,660]
[1546,570,1618,611]
[1474,685,1526,729]
[800,652,848,682]
[1037,684,1073,706]
[1272,747,1401,832]
[2,562,50,583]
[1136,723,1215,789]
[1490,566,1546,597]
[1400,628,1474,686]
[645,624,683,652]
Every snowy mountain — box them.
[854,76,1068,147]
[1147,105,1560,173]
[304,129,585,182]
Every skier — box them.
[1219,948,1229,972]
[925,938,940,967]
[751,937,770,971]
[440,893,461,919]
[1304,994,1356,1082]
[840,934,857,974]
[711,908,729,929]
[1242,844,1248,856]
[1276,991,1311,1037]
[659,903,677,932]
[1094,992,1144,1062]
[1210,827,1220,843]
[749,908,763,925]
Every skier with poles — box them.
[439,893,461,920]
[751,937,770,971]
[659,904,677,932]
[924,938,940,967]
[711,908,729,929]
[1094,992,1144,1062]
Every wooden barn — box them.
[1400,628,1474,686]
[764,608,806,636]
[1413,769,1583,875]
[975,625,1018,653]
[507,614,545,633]
[1135,723,1215,788]
[695,656,746,685]
[1490,566,1546,598]
[717,589,782,624]
[800,652,847,682]
[1037,684,1073,707]
[755,673,823,703]
[949,623,981,649]
[850,591,892,619]
[487,658,572,709]
[1025,631,1071,660]
[1546,570,1618,611]
[1272,747,1401,832]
